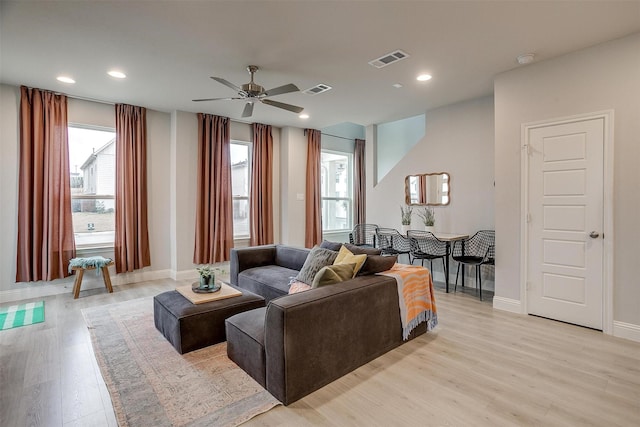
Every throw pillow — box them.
[311,263,357,288]
[334,245,367,277]
[319,240,382,255]
[319,240,342,251]
[288,280,312,294]
[295,246,338,285]
[344,243,382,256]
[358,254,398,276]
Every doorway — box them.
[521,112,613,332]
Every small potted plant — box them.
[196,265,224,291]
[400,205,413,234]
[418,206,436,232]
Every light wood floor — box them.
[1,279,638,426]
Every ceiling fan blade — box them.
[192,97,242,102]
[241,102,254,118]
[211,77,242,92]
[261,98,304,114]
[262,83,300,97]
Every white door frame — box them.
[520,110,614,334]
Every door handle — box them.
[589,231,600,239]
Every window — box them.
[231,141,251,238]
[321,150,353,232]
[68,125,116,247]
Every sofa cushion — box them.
[226,307,267,388]
[275,245,310,271]
[359,254,398,275]
[334,245,367,276]
[238,265,298,303]
[312,263,357,288]
[295,246,338,285]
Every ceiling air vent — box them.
[303,83,332,96]
[368,50,410,68]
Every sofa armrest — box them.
[263,275,407,405]
[230,245,277,286]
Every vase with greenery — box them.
[418,206,436,232]
[196,265,223,290]
[400,205,413,233]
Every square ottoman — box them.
[153,286,265,354]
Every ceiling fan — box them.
[193,65,304,118]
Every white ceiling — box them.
[1,1,639,129]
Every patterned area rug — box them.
[0,301,44,331]
[82,298,280,427]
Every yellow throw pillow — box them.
[334,245,367,277]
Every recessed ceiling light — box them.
[392,83,403,88]
[416,74,432,82]
[56,76,75,84]
[108,70,126,79]
[516,53,535,65]
[299,114,309,119]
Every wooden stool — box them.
[71,261,114,299]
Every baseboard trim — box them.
[492,296,522,314]
[613,321,640,343]
[173,269,199,281]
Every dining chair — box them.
[452,230,495,300]
[349,223,379,247]
[376,227,412,263]
[407,230,450,282]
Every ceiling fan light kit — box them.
[193,65,304,118]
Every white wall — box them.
[376,114,425,183]
[367,96,495,283]
[494,33,640,327]
[280,127,307,247]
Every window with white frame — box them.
[321,150,353,232]
[68,125,116,248]
[231,141,251,238]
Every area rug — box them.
[0,301,44,331]
[82,298,280,427]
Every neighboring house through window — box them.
[321,150,353,232]
[68,125,116,248]
[231,140,251,238]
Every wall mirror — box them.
[405,172,450,206]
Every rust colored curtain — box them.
[194,114,234,263]
[114,104,151,273]
[305,129,322,248]
[419,175,427,204]
[249,123,274,246]
[16,86,75,282]
[354,138,366,225]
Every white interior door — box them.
[527,118,604,330]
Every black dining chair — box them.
[407,230,450,282]
[452,230,495,300]
[376,227,412,263]
[349,223,379,248]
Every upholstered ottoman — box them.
[153,287,265,354]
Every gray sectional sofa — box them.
[226,243,427,405]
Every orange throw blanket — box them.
[377,263,438,339]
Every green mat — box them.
[0,301,45,331]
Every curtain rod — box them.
[304,129,360,141]
[322,132,358,141]
[66,94,115,106]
